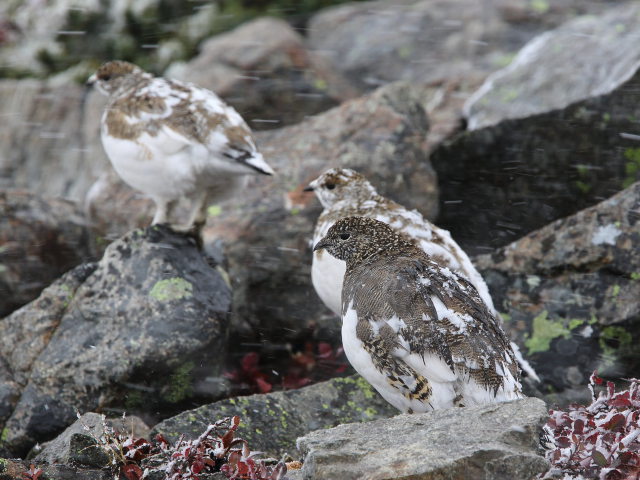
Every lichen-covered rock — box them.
[167,17,358,129]
[308,0,611,92]
[0,190,93,317]
[465,2,640,130]
[0,225,231,456]
[0,81,108,201]
[296,397,549,480]
[152,375,397,459]
[431,66,640,253]
[475,181,640,393]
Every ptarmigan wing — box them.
[344,255,521,408]
[107,77,273,175]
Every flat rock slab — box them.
[465,2,640,130]
[152,375,397,459]
[476,181,640,392]
[296,397,549,480]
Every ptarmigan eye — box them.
[101,74,112,81]
[325,183,336,190]
[339,233,350,240]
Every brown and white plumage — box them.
[306,168,539,382]
[87,60,274,230]
[314,216,523,413]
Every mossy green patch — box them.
[525,310,571,355]
[0,427,8,443]
[530,0,549,13]
[207,205,222,217]
[599,326,632,356]
[569,319,584,330]
[612,284,621,298]
[500,312,511,323]
[149,277,193,302]
[164,362,194,403]
[631,272,640,281]
[363,407,378,418]
[623,147,640,188]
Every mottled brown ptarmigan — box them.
[306,167,539,382]
[87,60,274,231]
[313,216,523,412]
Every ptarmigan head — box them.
[87,60,148,96]
[313,216,415,267]
[305,168,377,209]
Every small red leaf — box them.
[122,464,143,480]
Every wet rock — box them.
[0,225,231,456]
[152,375,397,459]
[308,0,611,92]
[32,413,111,467]
[0,80,109,200]
[431,65,640,253]
[296,397,549,480]
[465,2,640,130]
[210,82,436,341]
[167,17,358,129]
[475,181,640,392]
[31,412,149,468]
[0,190,93,317]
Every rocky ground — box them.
[1,0,639,479]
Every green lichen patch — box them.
[525,310,571,355]
[149,277,193,302]
[164,362,194,403]
[599,326,632,356]
[623,147,640,188]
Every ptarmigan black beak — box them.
[313,239,330,252]
[303,186,314,192]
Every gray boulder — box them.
[167,17,358,129]
[0,190,93,317]
[431,64,640,253]
[308,0,612,92]
[296,397,549,480]
[0,225,231,456]
[465,2,640,130]
[0,80,108,201]
[475,181,640,393]
[152,375,397,459]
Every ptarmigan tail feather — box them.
[240,151,275,176]
[511,341,540,383]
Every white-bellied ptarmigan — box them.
[87,60,274,231]
[306,167,539,382]
[313,216,523,412]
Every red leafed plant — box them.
[225,342,348,395]
[541,372,640,480]
[79,414,289,480]
[20,465,43,480]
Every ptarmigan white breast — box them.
[306,167,539,382]
[313,216,523,413]
[87,60,274,231]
